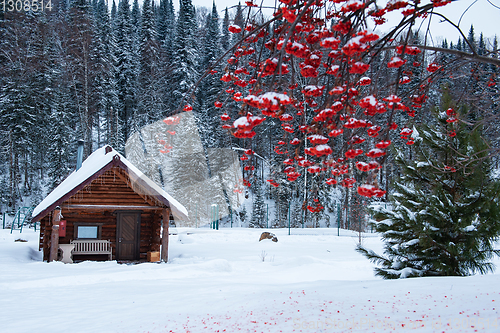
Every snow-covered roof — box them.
[32,146,188,221]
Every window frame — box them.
[73,223,103,240]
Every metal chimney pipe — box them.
[76,140,84,171]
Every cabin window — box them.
[73,222,104,240]
[76,226,99,239]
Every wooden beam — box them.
[161,208,170,263]
[63,204,163,211]
[49,208,61,262]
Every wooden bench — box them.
[70,240,112,260]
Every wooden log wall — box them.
[39,168,165,261]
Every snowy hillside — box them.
[1,228,499,332]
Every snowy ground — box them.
[1,227,500,333]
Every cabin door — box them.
[116,211,141,260]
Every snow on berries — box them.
[375,140,391,149]
[320,37,341,49]
[243,92,292,111]
[349,61,370,74]
[366,148,386,158]
[357,184,386,198]
[387,56,406,68]
[228,24,242,34]
[427,62,441,72]
[307,135,329,145]
[302,85,325,97]
[358,77,372,86]
[342,35,368,56]
[305,145,333,157]
[329,86,345,95]
[231,113,265,138]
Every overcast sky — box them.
[183,0,500,47]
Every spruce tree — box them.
[94,0,120,148]
[67,0,96,156]
[138,0,162,127]
[170,0,198,110]
[467,25,476,53]
[128,0,142,132]
[131,0,141,30]
[290,198,303,228]
[115,0,138,143]
[164,0,176,49]
[357,91,500,278]
[197,1,223,149]
[239,204,248,226]
[478,33,485,56]
[159,0,176,115]
[47,88,75,191]
[250,178,266,228]
[231,2,244,46]
[157,0,169,42]
[111,0,117,26]
[221,8,230,51]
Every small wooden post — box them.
[49,207,61,262]
[161,208,170,263]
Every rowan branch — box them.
[381,45,500,67]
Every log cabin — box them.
[31,145,187,263]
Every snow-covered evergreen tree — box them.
[111,0,117,26]
[115,0,138,144]
[67,0,96,156]
[250,178,266,228]
[131,0,141,31]
[138,0,163,127]
[221,7,230,51]
[290,198,303,228]
[467,25,476,53]
[159,0,176,115]
[163,0,176,50]
[157,0,168,42]
[170,0,198,110]
[94,0,121,149]
[231,2,244,46]
[239,203,248,226]
[197,1,224,149]
[47,88,75,191]
[358,91,500,278]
